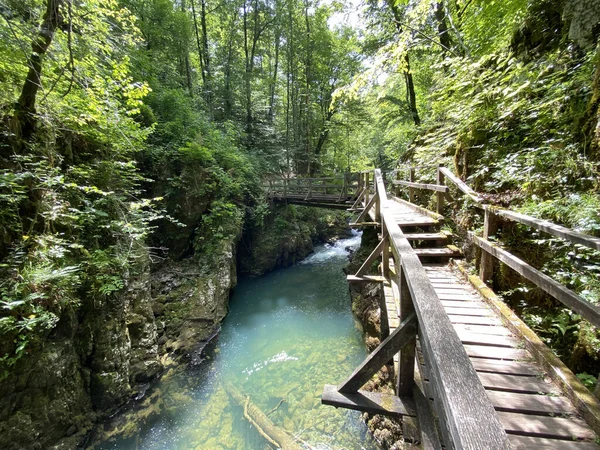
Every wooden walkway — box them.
[375,200,598,448]
[273,169,600,448]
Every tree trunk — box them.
[386,0,421,126]
[304,0,312,175]
[435,1,451,57]
[268,17,281,124]
[200,0,212,116]
[224,11,237,120]
[223,382,303,450]
[191,0,206,86]
[12,0,64,146]
[404,54,420,126]
[181,0,194,96]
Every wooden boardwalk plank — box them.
[464,344,529,361]
[498,411,596,440]
[453,323,513,336]
[478,372,555,395]
[487,390,575,415]
[470,358,540,376]
[509,435,599,450]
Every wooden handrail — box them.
[438,167,484,204]
[392,180,448,192]
[490,207,600,251]
[396,163,600,328]
[373,169,511,449]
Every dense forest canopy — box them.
[0,0,599,394]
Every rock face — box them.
[151,240,238,364]
[0,235,239,449]
[239,204,351,276]
[0,255,163,450]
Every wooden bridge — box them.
[267,168,600,449]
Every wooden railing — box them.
[328,169,512,449]
[392,164,600,330]
[265,173,359,203]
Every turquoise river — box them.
[93,233,382,450]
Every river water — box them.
[94,233,381,450]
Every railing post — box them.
[409,167,415,203]
[357,172,363,196]
[480,208,500,284]
[382,226,389,279]
[437,164,445,214]
[365,172,370,206]
[395,169,401,198]
[307,179,312,200]
[397,266,416,397]
[283,178,287,198]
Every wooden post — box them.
[307,179,312,200]
[395,170,401,198]
[283,178,287,198]
[479,208,500,284]
[397,266,416,397]
[382,227,389,279]
[379,279,390,340]
[365,172,370,207]
[595,375,600,400]
[437,164,445,214]
[357,172,363,197]
[409,168,415,203]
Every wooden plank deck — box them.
[377,200,599,447]
[415,264,598,448]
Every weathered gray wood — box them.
[478,373,554,394]
[439,167,484,204]
[322,384,416,417]
[444,306,494,317]
[403,232,451,241]
[497,411,596,440]
[346,274,387,283]
[447,314,503,326]
[338,313,417,393]
[508,435,599,450]
[480,209,500,284]
[414,370,443,450]
[355,237,386,277]
[470,358,540,376]
[393,180,449,192]
[486,390,574,415]
[392,197,444,221]
[380,195,511,448]
[414,247,462,259]
[464,344,529,361]
[437,164,445,214]
[492,207,600,251]
[454,329,518,348]
[349,187,367,210]
[473,235,600,328]
[409,167,416,203]
[354,191,378,224]
[397,266,416,397]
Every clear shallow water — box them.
[94,232,381,450]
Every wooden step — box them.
[414,245,461,261]
[403,231,451,242]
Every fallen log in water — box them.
[223,382,304,450]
